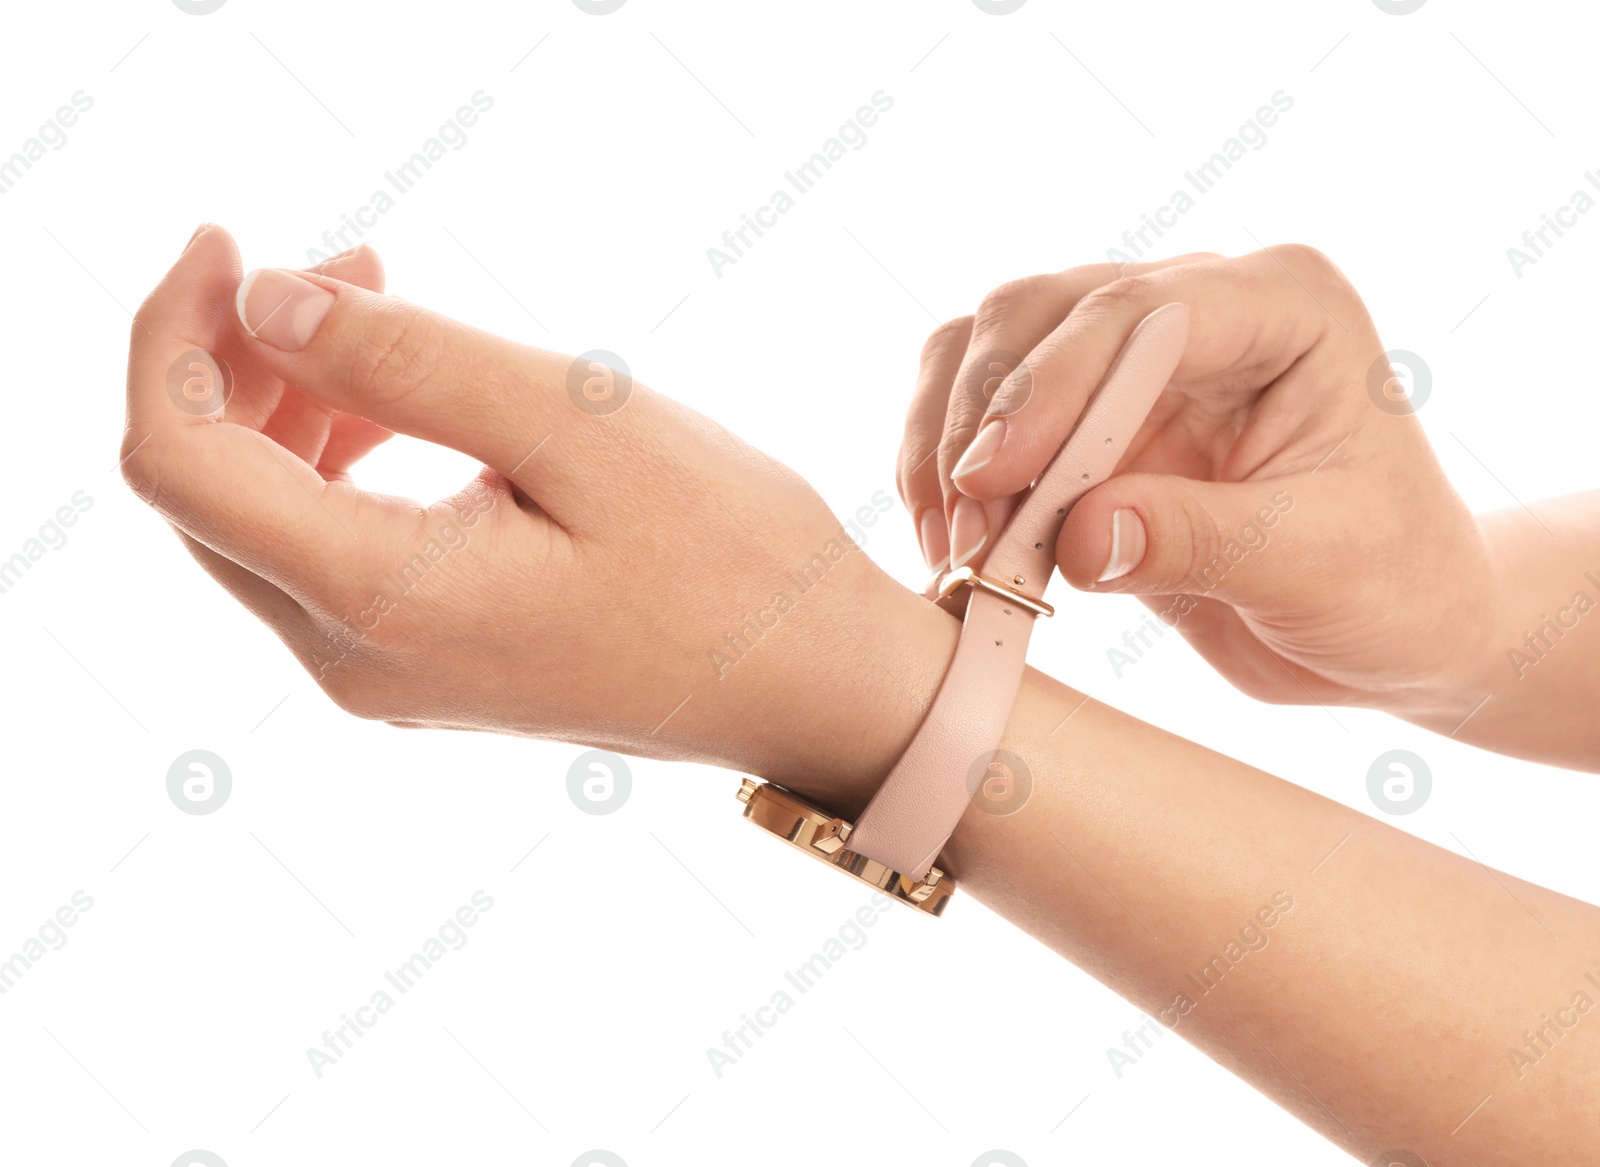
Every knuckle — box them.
[1077,273,1159,318]
[975,275,1049,324]
[347,303,442,407]
[321,673,388,721]
[1168,488,1226,587]
[899,432,941,499]
[936,420,977,475]
[921,316,973,362]
[1266,243,1348,294]
[1270,241,1332,271]
[119,435,165,508]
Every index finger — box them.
[948,245,1354,501]
[122,226,411,606]
[933,254,1225,516]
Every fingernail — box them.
[951,418,1006,483]
[917,507,950,573]
[950,495,989,569]
[236,268,336,352]
[1097,508,1147,582]
[311,242,369,271]
[183,222,214,253]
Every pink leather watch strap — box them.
[849,303,1190,880]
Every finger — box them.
[317,415,393,482]
[256,387,337,467]
[260,245,389,465]
[123,226,414,605]
[936,266,1126,522]
[168,244,396,629]
[949,246,1351,502]
[938,256,1222,496]
[1056,470,1335,613]
[1128,592,1354,705]
[899,316,971,572]
[948,489,1016,575]
[231,267,656,528]
[936,254,1223,566]
[176,522,358,685]
[309,243,386,283]
[173,527,311,637]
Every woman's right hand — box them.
[899,247,1500,723]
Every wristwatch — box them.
[738,304,1191,915]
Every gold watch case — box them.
[736,779,955,916]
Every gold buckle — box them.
[736,779,954,916]
[937,566,1054,618]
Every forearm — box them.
[963,667,1597,1162]
[1404,492,1600,770]
[779,590,1600,1164]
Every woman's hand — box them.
[118,234,1600,1167]
[123,226,952,810]
[899,246,1500,722]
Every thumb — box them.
[1056,473,1310,609]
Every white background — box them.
[2,1,1597,1165]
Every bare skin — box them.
[124,228,1600,1164]
[909,247,1600,771]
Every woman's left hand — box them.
[122,226,954,809]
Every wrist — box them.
[738,563,959,820]
[1371,512,1507,723]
